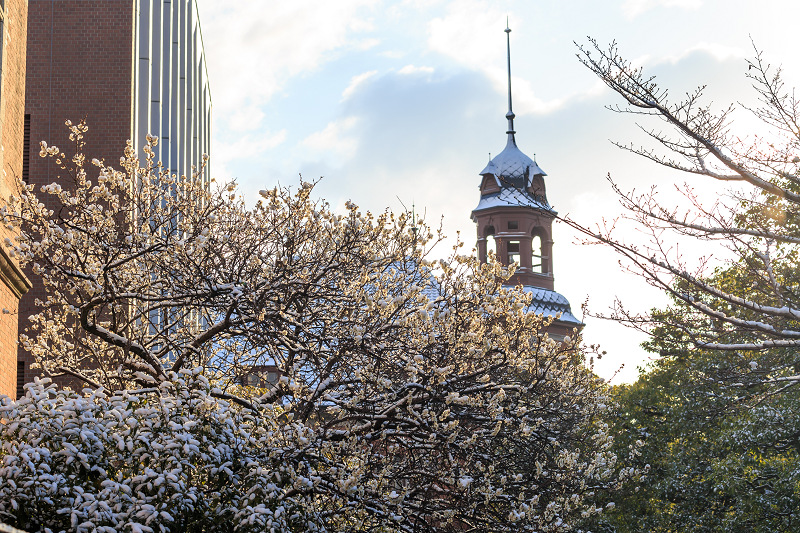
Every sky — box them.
[193,0,800,383]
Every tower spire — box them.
[504,19,515,139]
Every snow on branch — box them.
[0,120,640,531]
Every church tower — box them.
[472,24,581,339]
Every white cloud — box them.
[302,117,361,163]
[354,37,381,51]
[218,130,287,159]
[427,1,505,75]
[426,2,578,116]
[380,50,406,59]
[226,105,266,133]
[663,42,745,64]
[211,130,287,180]
[348,18,376,33]
[398,65,434,76]
[622,0,702,19]
[342,70,379,101]
[195,0,379,132]
[400,0,447,8]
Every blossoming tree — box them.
[0,123,635,532]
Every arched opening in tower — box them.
[507,240,521,265]
[531,234,543,273]
[485,225,497,261]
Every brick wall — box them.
[0,282,21,399]
[20,0,134,395]
[0,0,30,400]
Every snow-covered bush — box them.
[1,365,631,532]
[0,122,637,531]
[0,372,315,532]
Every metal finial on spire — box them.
[505,19,515,137]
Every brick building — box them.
[18,0,211,395]
[0,0,31,399]
[471,26,581,340]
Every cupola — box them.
[471,23,582,339]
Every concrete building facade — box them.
[19,0,211,395]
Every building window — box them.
[23,114,31,183]
[507,240,520,265]
[16,360,24,399]
[532,235,543,273]
[239,366,281,388]
[487,236,497,259]
[507,220,518,230]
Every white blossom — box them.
[0,123,636,532]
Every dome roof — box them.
[479,135,546,190]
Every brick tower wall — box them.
[20,0,134,395]
[0,0,30,400]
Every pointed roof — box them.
[475,21,548,211]
[479,136,547,189]
[474,135,553,217]
[470,24,581,333]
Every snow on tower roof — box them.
[385,259,580,327]
[522,286,583,327]
[478,20,546,192]
[479,136,547,190]
[472,187,554,217]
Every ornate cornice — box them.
[0,246,31,298]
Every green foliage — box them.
[573,39,800,532]
[595,306,800,532]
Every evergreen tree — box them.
[572,41,800,531]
